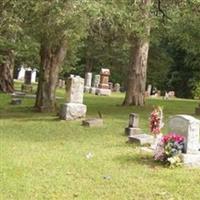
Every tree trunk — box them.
[123,0,151,106]
[35,41,67,112]
[0,50,14,93]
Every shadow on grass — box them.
[114,151,164,169]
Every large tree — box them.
[123,0,152,106]
[0,0,22,93]
[21,0,88,112]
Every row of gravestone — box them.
[84,69,121,96]
[125,113,200,167]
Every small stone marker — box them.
[113,83,120,92]
[82,118,103,127]
[59,76,87,120]
[125,113,141,135]
[10,98,22,105]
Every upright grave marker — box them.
[60,76,87,120]
[96,68,111,96]
[84,72,92,93]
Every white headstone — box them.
[84,72,92,87]
[31,69,37,83]
[169,115,200,154]
[66,76,84,104]
[147,84,152,96]
[18,66,26,81]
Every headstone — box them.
[113,83,120,92]
[24,70,32,85]
[108,82,113,91]
[17,66,25,81]
[58,79,63,88]
[93,75,100,88]
[21,70,33,93]
[125,113,141,135]
[168,115,200,154]
[84,72,92,93]
[168,91,175,98]
[96,68,111,96]
[59,76,87,120]
[31,68,37,83]
[147,84,152,97]
[125,113,154,145]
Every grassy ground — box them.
[0,85,200,200]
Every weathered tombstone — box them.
[108,82,113,91]
[147,84,152,97]
[125,113,141,135]
[58,79,62,88]
[31,68,37,83]
[96,68,111,96]
[169,115,200,154]
[93,75,100,88]
[90,74,100,94]
[17,66,25,81]
[125,113,154,145]
[84,72,92,93]
[21,70,33,93]
[113,83,120,92]
[168,91,175,98]
[59,76,87,120]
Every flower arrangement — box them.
[154,133,185,167]
[150,106,164,135]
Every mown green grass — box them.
[1,86,200,200]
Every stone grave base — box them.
[125,127,141,135]
[182,153,200,167]
[96,88,111,96]
[21,84,33,93]
[195,107,200,115]
[90,87,97,95]
[60,103,87,120]
[84,86,91,93]
[128,134,154,145]
[82,118,103,127]
[140,147,200,167]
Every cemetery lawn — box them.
[1,89,200,200]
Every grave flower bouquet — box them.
[154,133,185,167]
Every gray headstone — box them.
[93,75,100,87]
[169,115,200,154]
[66,76,84,104]
[129,113,139,128]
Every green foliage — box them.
[192,81,200,99]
